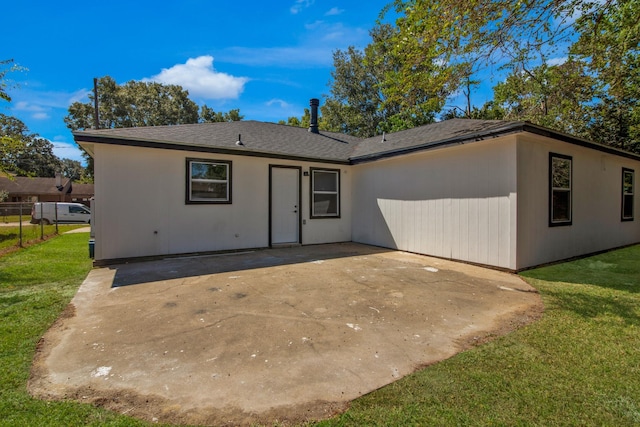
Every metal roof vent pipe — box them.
[308,98,320,134]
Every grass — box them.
[319,245,640,426]
[1,215,26,223]
[0,232,151,426]
[0,223,86,254]
[0,235,638,426]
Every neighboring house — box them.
[74,101,639,270]
[0,176,94,205]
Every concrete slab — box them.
[29,243,542,426]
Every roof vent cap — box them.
[308,98,319,134]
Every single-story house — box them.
[74,100,639,271]
[0,176,94,204]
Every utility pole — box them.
[93,77,100,129]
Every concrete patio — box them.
[29,243,542,426]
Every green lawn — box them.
[0,223,86,254]
[0,232,151,427]
[1,235,638,426]
[320,245,640,426]
[1,215,26,223]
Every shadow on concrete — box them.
[110,242,393,288]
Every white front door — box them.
[271,166,300,245]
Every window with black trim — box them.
[622,168,634,221]
[186,158,232,204]
[549,153,572,226]
[310,168,340,218]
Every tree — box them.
[278,116,302,127]
[66,77,246,175]
[492,59,595,135]
[385,0,611,97]
[0,114,26,175]
[1,59,26,176]
[0,114,62,177]
[322,23,437,137]
[471,0,639,152]
[1,135,24,176]
[65,76,200,131]
[321,45,385,137]
[16,137,61,177]
[1,59,26,103]
[278,109,310,128]
[60,158,85,181]
[441,101,505,120]
[199,106,244,122]
[571,0,640,151]
[382,0,639,152]
[65,76,199,177]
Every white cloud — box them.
[218,46,334,68]
[9,87,92,123]
[547,56,568,66]
[305,20,325,30]
[290,0,314,14]
[325,7,344,16]
[69,88,91,104]
[261,99,304,120]
[12,88,90,112]
[266,99,291,109]
[14,101,41,112]
[51,139,85,162]
[144,56,249,100]
[32,112,50,120]
[218,22,368,69]
[14,101,50,120]
[307,21,367,45]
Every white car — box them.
[31,202,91,225]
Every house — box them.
[74,100,640,271]
[0,176,94,204]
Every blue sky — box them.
[3,0,394,163]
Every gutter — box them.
[74,134,351,166]
[349,122,527,164]
[350,121,640,164]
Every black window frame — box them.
[549,152,573,227]
[622,168,634,221]
[310,167,341,219]
[185,158,232,204]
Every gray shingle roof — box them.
[74,118,640,164]
[351,119,517,160]
[74,121,362,163]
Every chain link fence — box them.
[1,201,32,219]
[0,202,61,249]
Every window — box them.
[622,168,634,221]
[549,153,572,226]
[69,205,89,214]
[310,168,340,218]
[186,158,231,204]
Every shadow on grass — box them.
[0,233,18,243]
[539,285,640,326]
[520,244,640,325]
[520,244,640,294]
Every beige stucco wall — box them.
[516,134,640,269]
[351,137,519,270]
[92,144,351,261]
